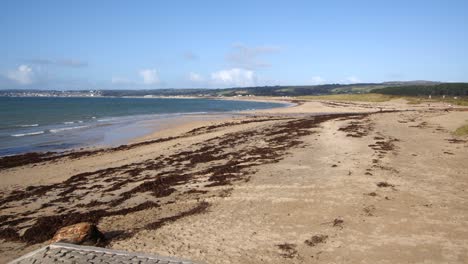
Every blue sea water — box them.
[0,97,286,156]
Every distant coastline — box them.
[1,81,466,99]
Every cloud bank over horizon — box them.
[7,65,34,85]
[139,69,160,85]
[211,68,257,87]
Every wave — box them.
[11,131,45,137]
[17,124,39,127]
[49,125,89,133]
[63,121,75,124]
[182,111,209,115]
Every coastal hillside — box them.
[371,83,468,96]
[0,81,453,98]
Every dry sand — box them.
[0,98,467,263]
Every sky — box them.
[1,0,467,90]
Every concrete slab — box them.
[8,243,198,264]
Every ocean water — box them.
[0,97,286,156]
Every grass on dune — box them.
[454,124,468,137]
[405,97,468,106]
[300,93,468,106]
[299,93,396,102]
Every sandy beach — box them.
[1,98,467,263]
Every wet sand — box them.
[1,98,467,263]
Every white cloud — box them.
[211,68,256,87]
[188,72,204,82]
[7,65,34,85]
[310,76,326,85]
[227,43,280,69]
[139,69,159,85]
[345,76,361,84]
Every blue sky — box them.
[1,0,467,90]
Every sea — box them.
[0,97,287,156]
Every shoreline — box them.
[0,97,292,158]
[1,94,465,165]
[1,98,467,263]
[0,94,385,162]
[130,97,299,144]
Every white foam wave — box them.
[63,121,75,124]
[49,125,89,133]
[11,131,45,137]
[184,111,209,115]
[17,124,39,127]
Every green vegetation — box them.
[331,85,391,94]
[371,83,468,96]
[97,85,344,97]
[442,97,468,106]
[299,93,396,102]
[18,82,433,98]
[300,92,468,106]
[95,82,467,98]
[454,124,468,137]
[403,96,468,106]
[2,82,467,99]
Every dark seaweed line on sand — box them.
[0,117,289,170]
[0,113,375,245]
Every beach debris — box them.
[50,222,105,246]
[0,227,20,241]
[320,218,344,228]
[368,139,398,152]
[376,182,395,188]
[333,218,344,228]
[276,243,297,258]
[446,138,467,144]
[363,205,376,216]
[305,235,328,247]
[338,117,373,137]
